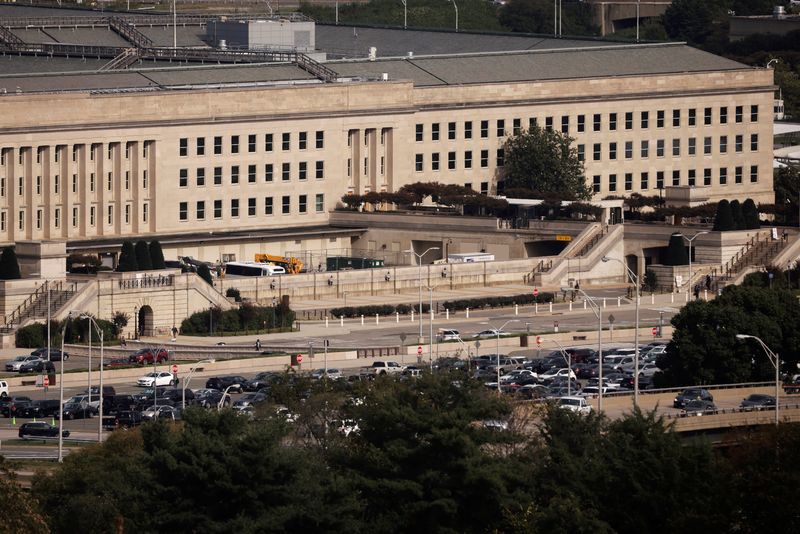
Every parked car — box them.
[310,368,343,380]
[18,422,69,438]
[192,388,231,408]
[85,385,116,397]
[369,361,405,375]
[0,396,33,417]
[436,329,461,342]
[132,387,168,405]
[682,399,718,416]
[637,363,660,377]
[128,348,169,365]
[558,396,593,415]
[673,388,714,409]
[159,388,193,406]
[539,368,577,382]
[137,372,177,388]
[5,355,43,372]
[31,348,69,361]
[116,410,144,428]
[63,401,96,420]
[472,329,505,339]
[233,392,267,410]
[740,394,776,411]
[18,359,55,374]
[205,376,248,393]
[244,372,279,392]
[516,384,550,400]
[141,405,181,421]
[103,395,137,415]
[17,400,60,418]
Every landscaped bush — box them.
[226,288,242,302]
[329,293,554,318]
[15,317,117,348]
[180,303,295,334]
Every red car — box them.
[128,348,169,365]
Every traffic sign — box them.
[536,336,541,346]
[417,346,423,355]
[297,354,303,363]
[43,376,49,387]
[171,364,178,374]
[652,327,658,336]
[533,288,539,298]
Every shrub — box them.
[149,241,166,269]
[226,288,242,302]
[0,247,22,280]
[180,303,294,334]
[117,240,138,272]
[135,241,152,270]
[15,322,46,348]
[742,198,761,229]
[730,199,745,230]
[643,269,658,292]
[713,200,734,231]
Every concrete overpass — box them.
[584,1,672,36]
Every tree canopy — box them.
[117,240,138,272]
[502,126,591,200]
[0,246,21,280]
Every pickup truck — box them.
[783,375,800,394]
[368,361,406,375]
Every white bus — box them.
[446,252,495,263]
[224,261,286,277]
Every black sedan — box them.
[62,402,96,420]
[673,388,714,409]
[31,348,69,361]
[19,422,69,438]
[18,360,56,374]
[740,394,776,411]
[682,399,718,416]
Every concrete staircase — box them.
[0,280,78,334]
[710,233,792,287]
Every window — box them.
[720,107,728,124]
[0,211,5,231]
[593,143,601,161]
[656,139,664,157]
[248,134,257,153]
[704,168,712,186]
[282,195,290,214]
[363,157,369,175]
[465,150,473,168]
[195,137,205,156]
[19,210,25,230]
[750,133,759,151]
[143,170,148,189]
[561,116,569,134]
[196,168,205,186]
[609,113,617,131]
[415,124,424,142]
[543,116,552,131]
[415,154,423,172]
[431,153,440,171]
[71,207,78,227]
[480,120,489,138]
[656,171,664,189]
[751,105,759,122]
[179,202,188,221]
[179,138,188,157]
[247,164,256,183]
[641,140,649,158]
[143,203,148,223]
[316,193,324,212]
[593,113,601,132]
[54,175,60,194]
[316,161,324,179]
[71,146,77,162]
[688,169,696,187]
[735,134,743,152]
[72,174,77,193]
[688,137,696,156]
[625,111,633,130]
[672,138,680,157]
[37,209,43,230]
[704,107,712,125]
[609,174,617,192]
[577,144,585,162]
[656,110,664,128]
[688,108,696,126]
[750,165,758,182]
[264,197,273,215]
[508,118,519,135]
[496,120,505,137]
[56,207,62,227]
[609,142,617,160]
[480,182,489,194]
[124,171,129,190]
[299,132,307,150]
[282,163,290,181]
[265,133,274,152]
[720,135,728,154]
[213,200,222,218]
[719,167,727,185]
[480,150,489,168]
[593,175,601,193]
[735,105,743,123]
[248,197,256,216]
[179,169,188,187]
[214,136,222,155]
[672,109,680,127]
[36,176,41,195]
[432,123,440,141]
[231,135,239,154]
[196,201,205,220]
[107,172,112,191]
[282,133,290,151]
[107,145,114,160]
[672,170,680,186]
[20,176,25,195]
[299,195,307,214]
[641,172,649,190]
[231,165,240,184]
[231,199,239,217]
[625,173,633,191]
[735,166,743,184]
[464,121,473,139]
[299,162,307,180]
[577,115,585,133]
[316,131,324,149]
[496,149,504,167]
[529,117,537,130]
[449,122,457,139]
[448,151,456,170]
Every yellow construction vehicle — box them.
[254,253,304,274]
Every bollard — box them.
[375,314,379,325]
[603,298,607,308]
[466,308,470,318]
[515,304,518,315]
[446,309,450,320]
[569,301,572,311]
[549,302,552,313]
[361,315,365,325]
[584,300,587,310]
[412,310,415,322]
[325,317,329,328]
[11,416,15,426]
[704,289,708,300]
[684,292,689,303]
[340,316,344,327]
[671,293,674,303]
[51,416,56,426]
[617,297,621,307]
[535,303,538,314]
[651,294,655,305]
[396,312,400,323]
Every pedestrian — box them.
[705,275,711,290]
[272,296,277,307]
[255,339,262,352]
[693,285,700,299]
[385,271,391,282]
[171,326,178,341]
[328,276,334,286]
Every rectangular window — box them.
[609,174,617,192]
[248,197,256,216]
[449,122,457,139]
[248,164,257,183]
[625,173,633,191]
[688,108,696,126]
[415,154,424,172]
[299,132,307,150]
[593,175,601,193]
[735,105,743,123]
[465,150,473,168]
[179,169,188,188]
[143,203,148,223]
[609,113,617,131]
[640,172,649,190]
[231,165,240,184]
[719,167,727,185]
[264,197,273,216]
[196,137,205,156]
[20,176,26,195]
[179,202,188,221]
[299,194,307,214]
[196,201,205,220]
[688,138,696,156]
[214,136,222,155]
[735,135,743,153]
[704,168,712,186]
[231,135,239,154]
[316,131,324,149]
[299,162,307,180]
[720,136,728,154]
[561,116,569,134]
[36,209,43,230]
[464,121,473,139]
[316,161,324,179]
[751,105,759,122]
[55,207,62,227]
[0,211,5,231]
[231,199,239,217]
[577,144,585,162]
[179,138,188,157]
[448,151,456,170]
[282,195,290,214]
[593,113,601,132]
[641,140,649,158]
[124,171,129,190]
[657,110,665,128]
[36,176,41,195]
[672,170,680,186]
[496,149,505,167]
[72,207,78,227]
[143,170,148,189]
[512,118,522,135]
[214,200,222,218]
[480,182,489,195]
[196,168,205,186]
[107,172,112,191]
[704,137,712,155]
[672,139,680,157]
[704,107,712,125]
[316,193,324,212]
[750,133,759,151]
[688,170,696,187]
[673,109,681,127]
[496,120,505,137]
[656,171,664,189]
[72,174,77,193]
[213,166,222,185]
[415,124,423,142]
[609,142,617,160]
[480,120,489,138]
[54,175,60,194]
[19,210,24,230]
[750,165,758,182]
[656,139,665,157]
[480,150,489,168]
[282,133,290,151]
[545,117,553,131]
[432,123,440,141]
[107,145,113,160]
[282,163,290,181]
[735,166,743,184]
[432,153,440,171]
[593,143,601,161]
[265,133,274,152]
[625,111,633,130]
[248,134,257,153]
[71,146,77,162]
[577,115,585,133]
[720,107,728,124]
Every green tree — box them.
[499,0,597,35]
[663,233,688,266]
[742,198,761,229]
[134,240,152,270]
[197,264,213,286]
[662,0,729,46]
[148,240,166,269]
[111,311,129,337]
[0,459,49,533]
[774,166,799,226]
[712,199,735,231]
[117,240,138,272]
[0,246,22,279]
[730,199,745,230]
[502,126,591,200]
[643,268,658,291]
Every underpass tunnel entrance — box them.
[409,240,443,264]
[625,254,639,279]
[525,240,569,257]
[138,305,154,337]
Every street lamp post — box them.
[428,286,435,371]
[58,311,76,462]
[482,319,519,393]
[404,247,440,343]
[448,0,458,32]
[547,338,573,396]
[679,231,709,294]
[736,334,780,425]
[218,385,236,411]
[602,257,640,408]
[182,359,216,410]
[80,315,105,443]
[563,286,603,410]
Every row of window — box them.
[179,162,325,187]
[179,131,325,157]
[178,194,325,221]
[1,203,150,232]
[0,171,149,197]
[414,150,504,172]
[414,105,761,142]
[591,166,759,193]
[1,142,152,166]
[578,134,759,162]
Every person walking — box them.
[255,339,262,352]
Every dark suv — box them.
[673,388,714,408]
[18,360,56,374]
[31,348,69,361]
[205,376,248,393]
[0,396,33,417]
[18,400,61,418]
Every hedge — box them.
[16,317,117,348]
[180,303,295,334]
[329,293,554,318]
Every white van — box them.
[437,329,461,342]
[0,380,8,397]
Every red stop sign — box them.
[652,327,658,336]
[533,288,539,297]
[417,346,423,355]
[171,364,178,374]
[43,376,50,387]
[536,336,541,345]
[297,354,303,363]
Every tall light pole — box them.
[736,334,780,426]
[58,311,76,462]
[564,286,603,410]
[402,0,407,29]
[80,315,104,443]
[546,338,573,396]
[428,286,435,371]
[679,231,709,294]
[404,247,440,342]
[482,319,519,393]
[182,359,215,410]
[602,256,640,408]
[448,0,458,32]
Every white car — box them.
[558,396,593,414]
[540,368,577,381]
[472,329,505,339]
[499,369,538,383]
[637,363,660,377]
[137,372,176,387]
[311,368,343,380]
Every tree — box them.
[730,199,745,230]
[712,199,735,231]
[662,0,729,46]
[197,264,213,286]
[774,166,799,226]
[111,311,129,337]
[643,268,658,292]
[502,125,591,200]
[117,240,138,272]
[0,246,21,280]
[134,240,152,270]
[742,198,761,229]
[148,241,166,269]
[0,459,49,533]
[499,0,598,35]
[340,194,364,210]
[663,233,688,266]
